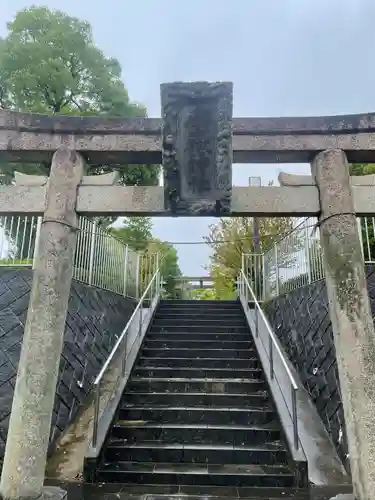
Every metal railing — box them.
[237,269,299,450]
[0,214,157,298]
[91,267,162,448]
[244,216,375,302]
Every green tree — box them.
[350,164,375,176]
[0,6,160,257]
[111,217,153,252]
[205,217,296,300]
[0,6,159,186]
[111,218,182,298]
[145,239,182,299]
[190,288,217,300]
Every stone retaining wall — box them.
[264,265,375,470]
[0,268,135,460]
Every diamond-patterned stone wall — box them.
[264,264,375,473]
[0,268,135,462]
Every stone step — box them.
[159,300,239,306]
[96,462,295,488]
[132,366,264,379]
[147,332,251,341]
[104,442,288,465]
[83,482,308,498]
[144,339,253,350]
[110,423,281,446]
[87,300,306,496]
[126,377,267,394]
[140,348,255,359]
[154,312,244,320]
[153,318,247,326]
[118,406,277,426]
[137,356,261,369]
[122,392,270,408]
[150,325,249,333]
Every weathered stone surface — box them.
[2,107,375,164]
[278,171,375,186]
[0,147,86,500]
[3,183,375,218]
[0,185,322,217]
[312,149,375,500]
[1,107,375,135]
[161,82,233,216]
[0,268,135,465]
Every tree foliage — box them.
[111,217,182,298]
[111,217,153,252]
[205,217,295,299]
[146,239,182,299]
[0,6,160,258]
[0,6,160,189]
[350,163,375,176]
[190,288,217,300]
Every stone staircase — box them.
[93,300,308,498]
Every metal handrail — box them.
[238,269,299,450]
[240,270,297,388]
[91,267,161,447]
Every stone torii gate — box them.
[0,81,374,500]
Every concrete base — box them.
[308,485,354,500]
[1,486,67,500]
[40,486,67,500]
[330,495,355,500]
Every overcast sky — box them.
[1,0,374,274]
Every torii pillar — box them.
[0,146,85,500]
[312,149,375,500]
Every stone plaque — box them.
[161,81,233,215]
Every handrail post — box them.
[32,216,43,270]
[261,253,266,302]
[88,220,97,286]
[269,335,274,379]
[135,253,140,300]
[292,386,298,450]
[274,244,280,296]
[122,329,128,376]
[92,382,100,449]
[357,217,365,262]
[304,223,312,284]
[138,302,143,336]
[123,245,129,297]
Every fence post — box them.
[32,216,42,270]
[123,245,129,297]
[304,222,312,284]
[274,244,280,296]
[261,254,266,302]
[88,220,97,286]
[155,252,160,299]
[357,217,365,262]
[312,148,375,499]
[135,253,140,300]
[0,146,85,500]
